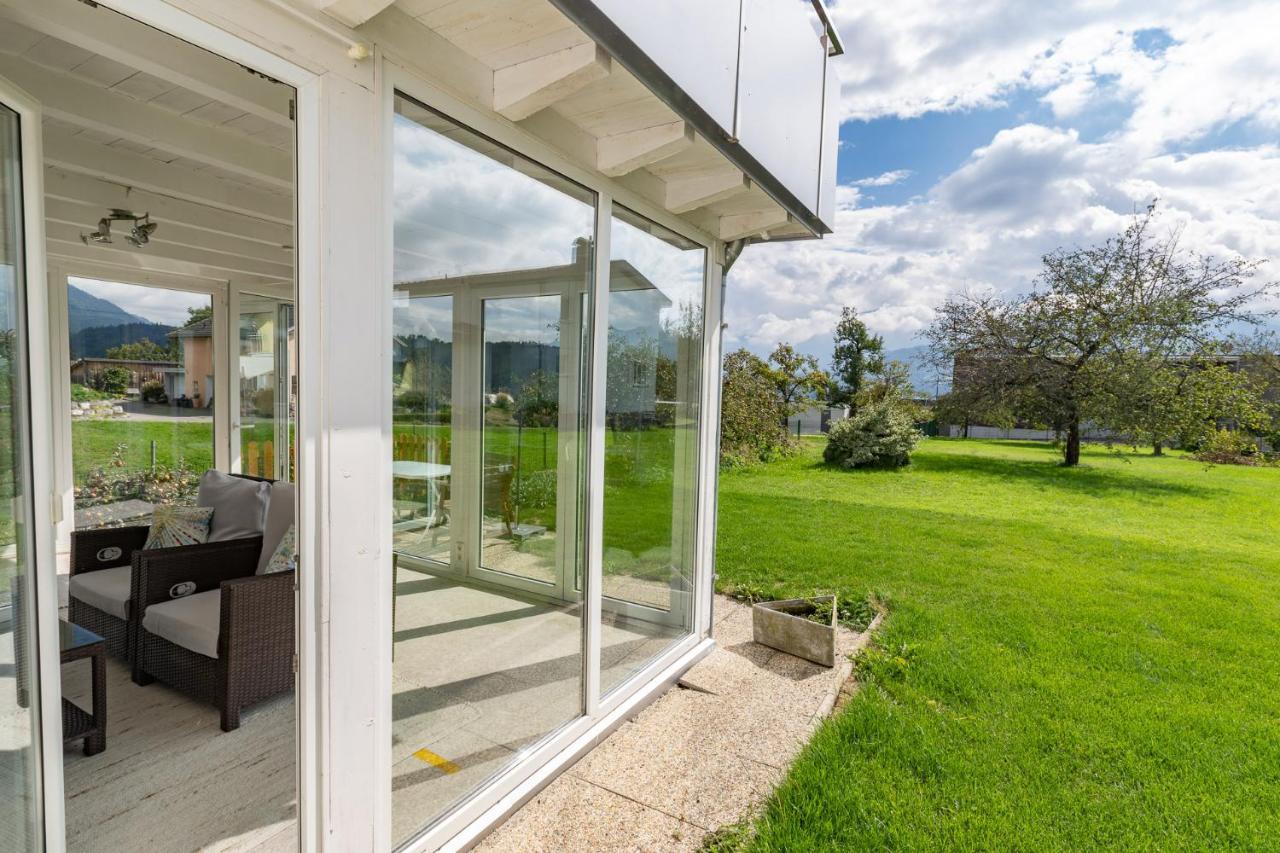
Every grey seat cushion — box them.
[198,470,270,542]
[142,590,221,659]
[68,566,132,620]
[258,481,296,574]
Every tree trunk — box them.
[1152,440,1164,456]
[1064,418,1081,466]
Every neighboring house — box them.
[1,1,842,851]
[168,317,214,407]
[69,356,178,391]
[787,403,850,436]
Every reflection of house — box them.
[69,357,178,391]
[167,317,213,407]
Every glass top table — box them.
[60,619,107,755]
[60,619,105,655]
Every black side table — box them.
[60,620,107,756]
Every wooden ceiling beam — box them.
[719,208,790,241]
[665,169,751,214]
[494,41,610,122]
[46,221,293,280]
[597,120,693,177]
[44,167,293,248]
[0,0,293,129]
[43,131,293,224]
[0,54,292,190]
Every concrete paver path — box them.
[480,595,876,852]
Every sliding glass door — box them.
[389,92,593,845]
[0,97,44,852]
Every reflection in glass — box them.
[392,293,453,563]
[0,101,41,850]
[239,295,295,480]
[600,205,705,697]
[390,93,592,844]
[67,278,214,531]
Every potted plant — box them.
[752,594,837,667]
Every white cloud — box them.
[852,169,913,187]
[723,1,1280,360]
[727,129,1280,356]
[827,0,1280,155]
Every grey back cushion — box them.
[258,480,296,574]
[197,470,270,542]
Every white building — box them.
[0,1,841,849]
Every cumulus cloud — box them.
[724,1,1280,359]
[852,169,914,187]
[728,132,1280,354]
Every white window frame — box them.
[384,57,724,853]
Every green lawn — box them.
[716,438,1280,850]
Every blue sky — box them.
[727,0,1280,367]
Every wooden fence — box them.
[244,439,296,479]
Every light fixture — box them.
[126,214,158,247]
[80,209,159,248]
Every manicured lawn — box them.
[716,438,1280,850]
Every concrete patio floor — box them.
[479,595,876,852]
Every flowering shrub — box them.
[1192,429,1264,466]
[75,444,200,523]
[823,399,923,469]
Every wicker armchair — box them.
[68,525,151,659]
[130,536,295,731]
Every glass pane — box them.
[480,293,562,583]
[393,293,453,564]
[67,278,213,531]
[390,92,593,845]
[0,101,41,850]
[600,205,705,697]
[239,295,295,480]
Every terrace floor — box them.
[17,558,686,852]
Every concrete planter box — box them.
[752,595,836,667]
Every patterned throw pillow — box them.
[145,505,215,550]
[260,523,296,574]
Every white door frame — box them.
[0,66,67,853]
[77,2,334,851]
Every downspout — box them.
[706,238,746,637]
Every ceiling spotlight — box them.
[81,209,158,248]
[126,215,158,247]
[81,217,113,245]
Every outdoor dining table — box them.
[391,460,451,481]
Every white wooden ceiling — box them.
[0,0,295,288]
[338,0,802,241]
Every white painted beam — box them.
[0,54,292,190]
[494,42,611,122]
[665,170,751,214]
[44,167,293,247]
[597,121,693,177]
[43,131,292,224]
[719,208,790,241]
[309,0,396,28]
[0,0,293,129]
[44,198,292,266]
[46,221,293,280]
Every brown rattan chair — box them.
[130,540,293,731]
[67,473,273,663]
[130,480,295,731]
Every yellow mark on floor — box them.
[413,747,460,774]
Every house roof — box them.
[169,317,213,339]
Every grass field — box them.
[716,438,1280,850]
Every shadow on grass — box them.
[913,450,1222,500]
[799,442,1219,500]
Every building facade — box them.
[0,1,840,849]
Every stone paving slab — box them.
[479,595,877,852]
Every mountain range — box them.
[67,284,175,360]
